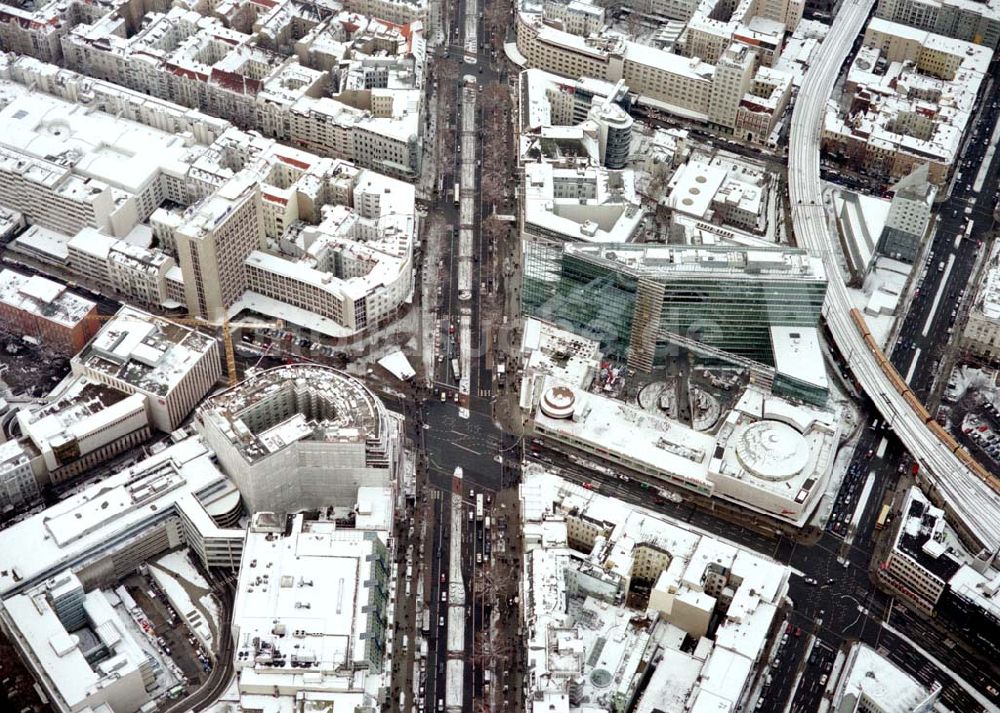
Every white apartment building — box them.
[196,364,402,515]
[962,244,1000,362]
[342,0,427,24]
[174,173,266,322]
[17,379,151,485]
[824,20,992,186]
[68,228,178,307]
[875,0,1000,50]
[0,440,40,513]
[543,0,607,36]
[71,307,222,432]
[1,572,154,713]
[231,510,394,710]
[679,0,803,67]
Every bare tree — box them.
[436,57,461,83]
[482,214,510,248]
[479,83,510,114]
[483,0,510,44]
[480,169,507,209]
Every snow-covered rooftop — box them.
[521,470,790,712]
[231,511,392,708]
[3,574,151,712]
[0,268,95,328]
[0,437,228,597]
[74,306,217,397]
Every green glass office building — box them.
[522,241,828,372]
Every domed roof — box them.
[540,385,576,419]
[735,421,809,481]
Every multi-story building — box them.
[0,87,191,237]
[832,644,946,713]
[874,0,1000,50]
[0,269,99,355]
[543,0,607,36]
[961,244,1000,362]
[881,486,971,613]
[516,3,797,135]
[519,70,634,169]
[524,378,839,519]
[0,63,420,337]
[823,21,992,186]
[521,470,792,712]
[1,571,155,713]
[196,364,402,515]
[706,45,757,131]
[522,241,827,371]
[521,162,645,243]
[879,487,1000,661]
[174,174,266,322]
[231,510,394,710]
[71,307,222,432]
[735,66,794,146]
[0,441,40,513]
[519,70,632,132]
[57,6,424,180]
[666,159,771,233]
[516,15,721,120]
[16,379,151,485]
[68,229,178,307]
[877,165,936,263]
[0,436,244,600]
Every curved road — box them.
[162,585,235,713]
[787,0,1000,552]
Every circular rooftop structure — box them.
[590,669,613,689]
[735,421,809,481]
[540,385,576,419]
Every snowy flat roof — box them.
[521,318,602,389]
[0,437,227,596]
[532,377,715,490]
[0,88,191,195]
[561,242,826,282]
[77,306,217,397]
[0,268,94,328]
[770,326,828,389]
[836,644,937,712]
[231,512,391,700]
[3,584,148,711]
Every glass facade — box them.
[522,240,828,370]
[523,239,638,356]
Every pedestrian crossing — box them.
[479,388,492,397]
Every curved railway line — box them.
[787,0,1000,553]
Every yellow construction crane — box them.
[87,312,283,387]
